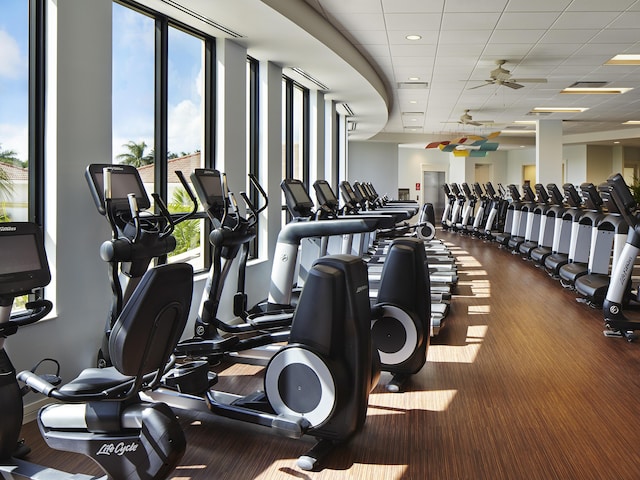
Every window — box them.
[0,0,45,310]
[282,76,309,223]
[112,1,215,271]
[1,0,30,224]
[247,56,259,258]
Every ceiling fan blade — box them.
[512,78,547,84]
[466,120,483,126]
[468,81,494,90]
[503,81,525,89]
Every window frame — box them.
[113,0,217,271]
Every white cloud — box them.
[0,123,28,161]
[0,30,26,79]
[168,99,203,155]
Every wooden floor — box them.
[18,229,640,479]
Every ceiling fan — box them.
[469,60,547,90]
[459,109,493,126]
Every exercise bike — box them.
[0,222,191,479]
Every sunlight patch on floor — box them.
[456,255,482,268]
[468,305,490,315]
[428,325,488,364]
[368,389,457,413]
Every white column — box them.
[216,39,247,195]
[308,90,325,199]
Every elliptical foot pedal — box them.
[162,360,217,394]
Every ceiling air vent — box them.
[398,82,429,89]
[161,0,244,38]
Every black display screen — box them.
[0,233,42,275]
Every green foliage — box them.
[0,165,14,201]
[168,187,200,257]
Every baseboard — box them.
[23,397,57,424]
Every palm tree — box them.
[115,140,154,167]
[0,165,12,199]
[0,145,17,203]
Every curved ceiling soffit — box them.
[261,0,390,140]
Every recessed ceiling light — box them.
[531,107,589,113]
[561,87,632,94]
[623,120,640,125]
[408,76,420,81]
[513,120,537,125]
[409,100,417,104]
[614,141,620,144]
[605,54,640,65]
[406,34,422,41]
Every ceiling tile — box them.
[590,29,640,43]
[566,0,637,12]
[381,0,445,14]
[384,13,443,31]
[443,0,508,13]
[504,0,572,11]
[540,29,599,43]
[609,11,640,28]
[389,44,437,57]
[553,11,621,29]
[441,12,502,30]
[438,29,494,45]
[490,29,547,44]
[497,12,562,30]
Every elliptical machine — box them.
[0,222,190,479]
[85,163,197,368]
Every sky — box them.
[112,3,204,160]
[0,1,204,163]
[0,0,28,161]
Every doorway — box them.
[423,170,446,220]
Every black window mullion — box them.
[302,87,309,191]
[285,78,294,179]
[204,36,216,170]
[28,0,45,226]
[154,16,168,202]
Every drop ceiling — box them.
[303,0,640,147]
[143,0,640,147]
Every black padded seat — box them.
[574,274,610,306]
[559,262,588,284]
[530,246,552,264]
[544,253,568,275]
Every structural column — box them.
[536,119,563,186]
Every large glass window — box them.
[112,2,214,272]
[282,76,309,224]
[0,0,29,223]
[247,56,259,258]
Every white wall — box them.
[9,0,114,394]
[348,141,398,198]
[564,144,587,186]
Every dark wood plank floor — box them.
[17,230,640,479]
